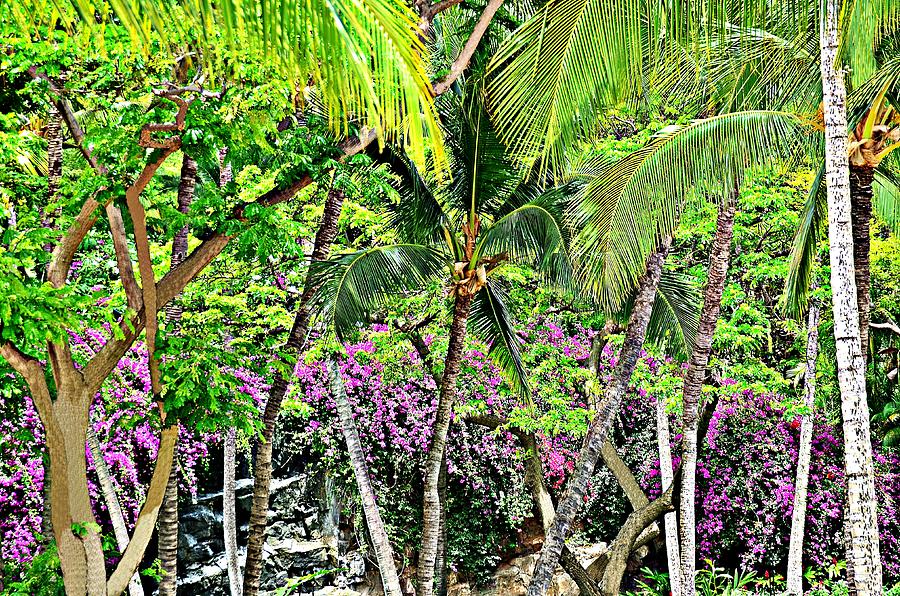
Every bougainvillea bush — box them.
[2,318,900,587]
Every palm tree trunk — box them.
[850,164,875,358]
[86,426,145,596]
[435,458,449,596]
[656,393,680,596]
[243,188,346,596]
[787,297,821,595]
[819,2,883,592]
[223,428,242,596]
[678,196,736,596]
[418,290,475,596]
[157,154,197,596]
[525,238,670,596]
[328,357,404,595]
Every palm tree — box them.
[0,1,445,593]
[310,91,573,596]
[786,281,822,595]
[524,111,803,592]
[819,0,882,590]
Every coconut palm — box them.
[309,90,575,596]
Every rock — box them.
[314,589,363,596]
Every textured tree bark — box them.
[786,298,821,595]
[328,358,404,595]
[158,153,197,596]
[656,394,680,596]
[678,196,736,596]
[525,239,670,596]
[86,426,145,596]
[223,429,242,596]
[242,189,346,596]
[418,291,475,596]
[819,2,883,591]
[435,456,449,596]
[849,165,874,359]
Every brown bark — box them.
[849,164,874,360]
[418,290,475,596]
[679,196,736,596]
[242,189,346,596]
[526,239,670,596]
[430,0,505,96]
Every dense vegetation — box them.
[2,0,900,595]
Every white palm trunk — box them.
[223,429,242,596]
[656,395,681,596]
[787,300,821,594]
[819,0,883,592]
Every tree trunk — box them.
[850,164,874,359]
[526,239,670,596]
[435,457,449,596]
[223,429,242,596]
[678,196,736,596]
[656,394,680,596]
[328,358,404,595]
[86,426,145,596]
[787,298,821,595]
[243,189,346,596]
[820,3,883,593]
[418,290,475,596]
[158,154,197,596]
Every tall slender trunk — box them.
[223,429,242,596]
[787,298,821,595]
[243,189,346,596]
[656,394,680,596]
[158,154,197,596]
[526,239,670,596]
[820,2,883,591]
[850,165,875,359]
[86,426,145,596]
[328,358,403,595]
[435,458,449,596]
[678,196,735,596]
[418,290,475,596]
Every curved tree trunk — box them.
[850,164,875,359]
[223,429,242,596]
[243,189,346,596]
[525,238,670,596]
[678,196,736,596]
[86,426,145,596]
[819,3,883,592]
[158,154,197,596]
[418,290,475,596]
[328,358,404,595]
[656,394,680,596]
[786,298,821,595]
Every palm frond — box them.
[475,190,573,289]
[572,111,804,311]
[386,150,450,245]
[875,159,900,235]
[468,280,529,397]
[310,244,447,341]
[784,164,826,319]
[16,0,444,169]
[648,270,701,359]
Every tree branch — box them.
[431,0,505,96]
[105,204,142,311]
[106,426,178,596]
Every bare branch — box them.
[138,96,192,149]
[47,194,103,288]
[431,0,505,96]
[105,204,142,311]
